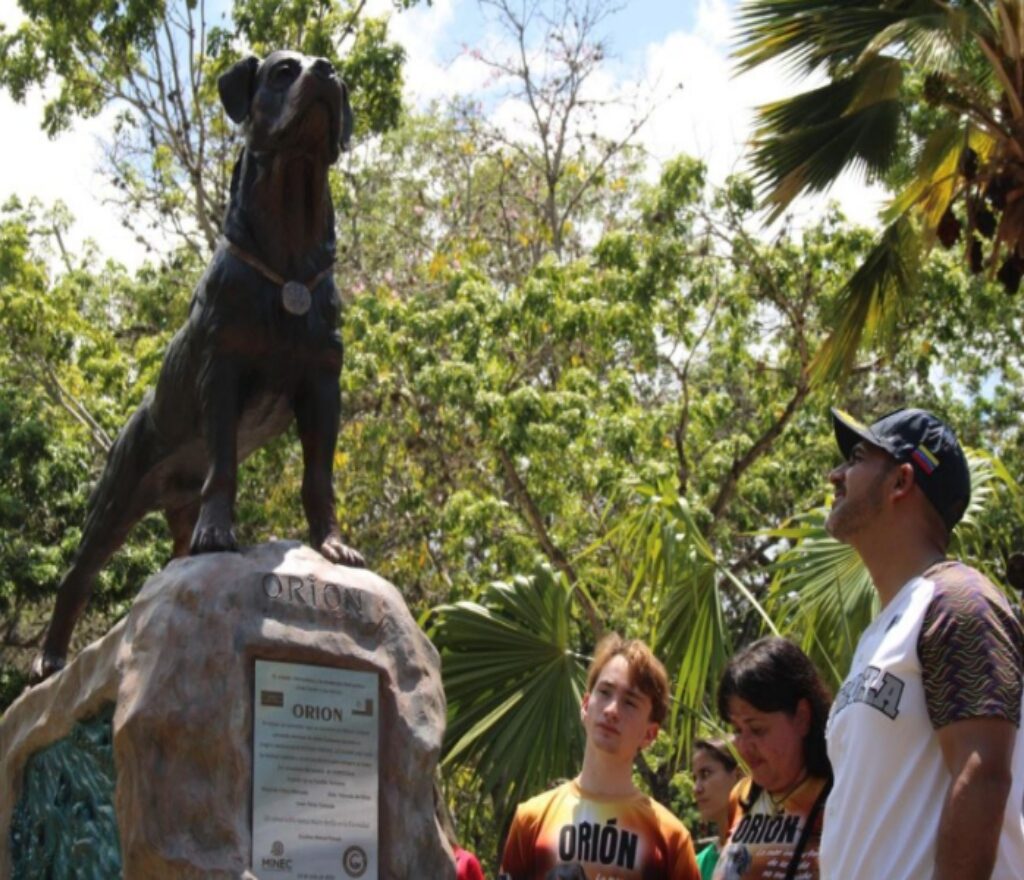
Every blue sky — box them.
[436,0,707,67]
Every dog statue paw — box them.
[319,532,366,568]
[28,651,66,686]
[190,524,240,555]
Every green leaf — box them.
[751,57,903,220]
[810,216,920,384]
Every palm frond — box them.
[883,122,966,226]
[603,481,777,756]
[736,1,963,75]
[858,10,969,72]
[736,0,1019,382]
[809,216,919,385]
[764,509,877,687]
[751,57,903,220]
[656,560,731,759]
[431,564,587,817]
[951,448,1022,582]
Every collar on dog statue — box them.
[222,238,335,316]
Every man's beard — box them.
[825,467,891,541]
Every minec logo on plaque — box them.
[343,844,369,877]
[261,840,292,872]
[260,690,285,707]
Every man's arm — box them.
[918,568,1024,880]
[669,830,700,880]
[933,717,1015,880]
[498,804,534,880]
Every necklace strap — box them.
[222,238,334,290]
[768,771,809,811]
[781,775,832,880]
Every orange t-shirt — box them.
[499,779,700,880]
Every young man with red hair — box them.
[500,634,699,880]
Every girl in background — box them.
[692,739,742,880]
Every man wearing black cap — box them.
[819,407,1024,880]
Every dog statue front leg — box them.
[191,359,241,554]
[296,370,365,567]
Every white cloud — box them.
[0,92,150,269]
[694,0,734,47]
[0,0,148,268]
[627,14,887,229]
[369,0,497,104]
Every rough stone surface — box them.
[0,542,454,879]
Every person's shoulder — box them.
[923,559,1021,633]
[927,560,1009,605]
[505,781,573,860]
[918,559,1024,728]
[635,792,694,847]
[645,793,685,827]
[514,779,575,820]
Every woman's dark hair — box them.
[693,737,739,773]
[716,637,832,779]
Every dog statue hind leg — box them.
[30,406,160,682]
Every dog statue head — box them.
[218,50,353,163]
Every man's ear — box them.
[218,55,260,124]
[641,722,659,751]
[339,81,354,152]
[891,461,916,501]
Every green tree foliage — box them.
[0,199,176,694]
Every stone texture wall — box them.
[0,542,454,879]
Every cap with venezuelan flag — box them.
[831,407,972,532]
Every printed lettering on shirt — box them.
[832,664,904,720]
[557,818,639,870]
[729,813,800,847]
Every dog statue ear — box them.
[218,55,260,124]
[339,81,354,152]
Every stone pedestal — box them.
[0,542,454,879]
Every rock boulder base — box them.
[0,542,454,879]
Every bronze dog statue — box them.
[31,50,364,683]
